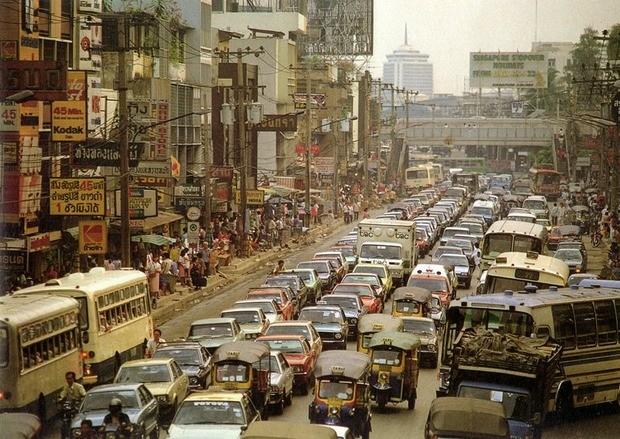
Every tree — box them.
[608,24,620,74]
[565,27,606,111]
[535,146,554,167]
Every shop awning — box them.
[131,234,176,246]
[142,211,183,231]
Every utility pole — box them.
[237,52,248,246]
[202,109,212,241]
[359,70,371,201]
[305,62,312,228]
[118,15,131,267]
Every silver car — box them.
[70,383,159,438]
[267,351,294,414]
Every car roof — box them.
[184,391,246,402]
[191,317,237,325]
[120,358,173,367]
[87,383,143,392]
[222,307,262,314]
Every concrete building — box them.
[212,0,307,36]
[531,41,575,75]
[382,25,433,96]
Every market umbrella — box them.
[131,234,176,246]
[266,196,293,205]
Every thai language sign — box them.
[49,178,105,215]
[469,52,548,89]
[72,140,140,167]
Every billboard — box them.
[79,220,107,255]
[72,139,140,167]
[49,178,105,216]
[0,61,67,101]
[114,188,158,219]
[52,101,87,141]
[300,0,374,56]
[256,114,299,131]
[470,52,548,89]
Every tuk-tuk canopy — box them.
[428,397,509,439]
[242,421,337,439]
[212,341,270,364]
[358,314,404,334]
[368,330,421,351]
[393,286,432,303]
[315,350,370,380]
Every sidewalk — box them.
[152,220,343,325]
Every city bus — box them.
[451,172,479,194]
[480,220,547,270]
[405,164,434,191]
[431,163,444,182]
[17,268,152,385]
[439,286,620,415]
[482,251,570,294]
[0,294,82,420]
[529,167,561,200]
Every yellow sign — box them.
[235,190,265,206]
[79,220,107,255]
[50,178,105,216]
[52,101,87,141]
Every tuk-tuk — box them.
[211,341,271,414]
[367,330,421,410]
[242,421,338,439]
[391,287,432,318]
[357,314,404,354]
[424,397,510,439]
[309,351,372,439]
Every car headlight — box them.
[334,333,342,340]
[157,395,169,403]
[189,376,199,385]
[349,318,357,324]
[428,343,437,352]
[72,429,82,438]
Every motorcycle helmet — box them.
[109,397,122,414]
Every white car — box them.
[267,351,295,414]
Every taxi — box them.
[406,272,453,307]
[247,287,295,320]
[353,263,393,296]
[263,321,323,359]
[333,283,383,314]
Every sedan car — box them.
[186,318,244,354]
[314,256,346,282]
[70,384,159,438]
[232,299,283,324]
[168,391,260,439]
[114,358,189,421]
[297,260,338,292]
[263,275,308,308]
[153,342,212,389]
[353,263,393,295]
[298,305,348,350]
[320,293,367,337]
[445,238,475,266]
[247,288,295,320]
[315,251,349,273]
[330,245,358,270]
[431,246,464,262]
[437,254,472,288]
[257,335,316,395]
[332,283,382,314]
[220,307,270,340]
[263,321,323,358]
[282,268,323,304]
[267,352,294,413]
[341,272,385,299]
[402,317,439,368]
[554,248,586,274]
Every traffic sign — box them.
[187,221,200,244]
[186,206,201,221]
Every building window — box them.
[61,0,73,39]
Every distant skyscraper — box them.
[383,24,433,96]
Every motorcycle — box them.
[591,229,602,248]
[58,400,80,439]
[98,422,137,439]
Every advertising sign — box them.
[235,190,265,206]
[293,93,327,109]
[0,250,25,271]
[52,101,87,141]
[27,233,50,252]
[79,220,107,255]
[79,0,103,13]
[73,139,140,167]
[470,52,548,89]
[612,92,620,126]
[114,188,158,219]
[187,221,200,245]
[0,61,67,101]
[50,178,105,216]
[174,185,205,210]
[314,156,335,174]
[87,74,102,131]
[0,102,19,131]
[18,175,41,218]
[132,160,169,187]
[66,71,87,101]
[212,166,234,181]
[256,114,299,132]
[78,16,102,71]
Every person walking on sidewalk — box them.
[272,260,285,275]
[146,254,161,304]
[353,200,360,221]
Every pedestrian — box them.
[145,328,166,358]
[272,259,285,275]
[146,254,161,303]
[473,242,481,268]
[79,420,97,439]
[362,207,370,219]
[45,264,58,280]
[178,248,190,286]
[353,200,360,221]
[310,203,319,225]
[190,256,206,289]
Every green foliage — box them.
[535,147,554,166]
[565,27,602,80]
[609,24,620,66]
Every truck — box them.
[446,328,562,439]
[357,218,417,285]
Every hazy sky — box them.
[371,0,620,95]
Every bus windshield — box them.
[486,276,550,294]
[360,244,401,259]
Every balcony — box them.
[213,0,307,35]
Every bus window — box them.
[0,326,7,368]
[574,302,596,348]
[552,304,576,350]
[75,297,89,330]
[595,301,617,345]
[483,234,513,257]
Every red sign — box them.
[28,232,50,252]
[0,61,67,101]
[310,144,320,156]
[211,166,234,181]
[295,143,305,155]
[214,182,230,202]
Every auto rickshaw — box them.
[367,330,421,411]
[242,421,338,439]
[357,314,404,354]
[309,350,372,439]
[424,397,510,439]
[211,341,271,415]
[391,287,432,318]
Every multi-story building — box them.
[531,41,575,76]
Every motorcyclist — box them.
[58,371,86,403]
[102,398,132,437]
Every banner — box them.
[79,220,107,255]
[132,160,169,187]
[470,52,548,89]
[49,178,105,216]
[256,114,298,132]
[52,101,87,142]
[235,190,264,206]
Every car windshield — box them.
[248,293,282,305]
[416,230,428,240]
[260,339,305,353]
[189,323,233,338]
[446,240,472,252]
[298,262,329,273]
[288,271,313,282]
[153,348,201,366]
[471,206,493,217]
[299,309,343,324]
[461,223,483,234]
[555,249,582,261]
[173,400,246,425]
[343,275,379,286]
[222,310,261,324]
[354,266,385,279]
[458,385,530,421]
[508,214,535,223]
[438,255,469,267]
[334,247,354,257]
[323,296,359,311]
[395,300,421,314]
[434,248,463,259]
[443,229,466,240]
[318,381,354,400]
[523,200,546,210]
[234,301,276,314]
[266,325,310,339]
[215,364,249,383]
[116,364,171,383]
[359,244,401,259]
[372,349,402,366]
[403,319,436,335]
[407,278,447,292]
[265,277,297,289]
[333,285,373,297]
[82,390,139,411]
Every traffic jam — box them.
[7,170,620,439]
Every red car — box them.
[256,334,317,394]
[407,274,452,307]
[246,288,295,320]
[332,283,382,313]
